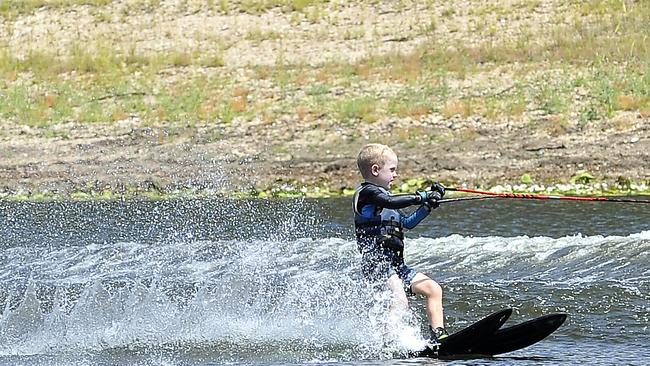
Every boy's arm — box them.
[401,183,445,229]
[358,184,423,210]
[401,205,432,229]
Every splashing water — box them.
[1,198,649,365]
[0,199,429,363]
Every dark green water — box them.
[1,197,649,365]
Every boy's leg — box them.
[386,273,408,312]
[410,273,444,329]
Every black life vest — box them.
[353,184,405,255]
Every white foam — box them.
[2,231,648,357]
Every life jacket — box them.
[353,184,405,256]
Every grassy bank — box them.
[1,1,649,130]
[1,177,649,201]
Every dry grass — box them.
[441,99,470,119]
[1,0,649,129]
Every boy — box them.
[352,143,448,343]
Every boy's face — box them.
[371,152,398,189]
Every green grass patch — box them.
[386,83,450,118]
[229,0,326,14]
[2,0,650,129]
[335,96,379,123]
[0,0,112,18]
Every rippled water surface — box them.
[1,197,649,365]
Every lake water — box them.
[1,197,649,365]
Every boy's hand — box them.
[418,185,444,208]
[426,191,441,209]
[431,182,446,198]
[417,190,442,208]
[427,190,443,202]
[417,190,442,206]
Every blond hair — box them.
[356,143,396,179]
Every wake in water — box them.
[1,198,649,364]
[2,231,649,360]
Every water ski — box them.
[469,312,568,356]
[413,309,566,359]
[415,308,512,358]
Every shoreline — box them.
[2,180,649,201]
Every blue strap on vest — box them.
[353,185,405,255]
